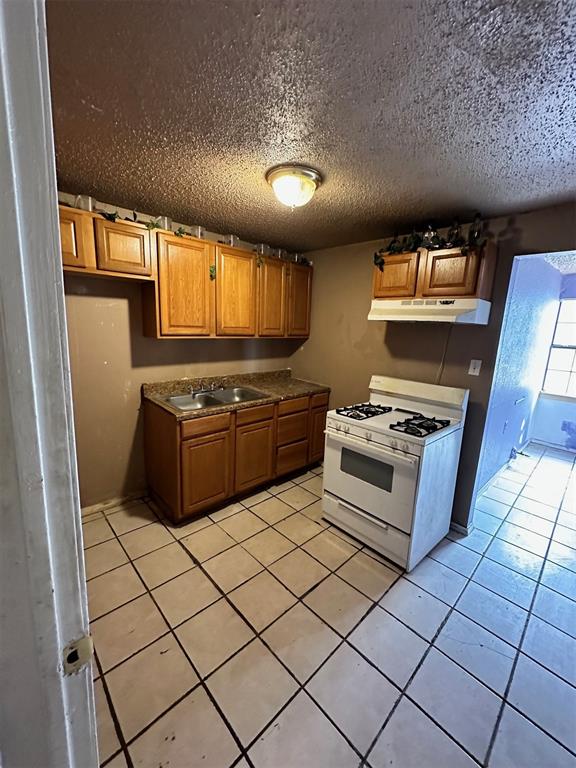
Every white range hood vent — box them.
[368,297,491,325]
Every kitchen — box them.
[1,2,575,768]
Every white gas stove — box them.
[322,375,469,571]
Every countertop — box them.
[142,369,330,421]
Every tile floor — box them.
[83,444,576,768]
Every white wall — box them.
[531,393,576,450]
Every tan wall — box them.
[290,203,576,527]
[65,275,299,506]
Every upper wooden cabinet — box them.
[258,257,287,337]
[420,247,480,297]
[373,252,419,298]
[216,246,257,336]
[372,243,496,300]
[287,263,312,337]
[157,233,214,336]
[59,207,95,269]
[94,218,152,276]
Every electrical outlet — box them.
[468,359,482,376]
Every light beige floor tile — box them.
[106,503,157,536]
[91,594,168,672]
[304,574,371,635]
[299,475,323,497]
[311,464,324,475]
[208,638,298,746]
[300,499,328,527]
[129,688,239,768]
[490,705,575,768]
[88,562,145,620]
[94,678,120,763]
[229,571,297,631]
[106,634,199,742]
[152,567,220,627]
[168,514,213,539]
[337,551,399,601]
[267,480,296,495]
[274,512,324,545]
[120,523,174,560]
[203,545,263,592]
[82,516,114,548]
[104,752,128,768]
[85,539,128,580]
[133,541,194,589]
[380,577,450,641]
[208,501,244,522]
[217,509,268,542]
[249,690,358,767]
[241,527,296,566]
[269,549,329,597]
[292,470,316,484]
[277,485,318,511]
[328,525,361,549]
[307,643,399,752]
[242,489,273,507]
[369,696,476,768]
[181,524,235,562]
[176,598,254,677]
[251,496,295,524]
[263,603,340,682]
[303,529,357,570]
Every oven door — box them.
[323,429,419,534]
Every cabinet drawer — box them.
[278,396,309,416]
[276,439,309,476]
[310,392,329,409]
[277,411,308,447]
[236,404,275,426]
[181,412,231,439]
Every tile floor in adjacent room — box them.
[83,444,576,768]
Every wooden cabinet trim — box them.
[258,257,287,337]
[216,245,257,336]
[310,392,329,409]
[236,403,275,426]
[309,406,327,464]
[181,430,232,516]
[420,247,480,297]
[235,419,274,493]
[58,206,97,269]
[277,411,309,447]
[286,263,312,337]
[181,412,231,439]
[276,439,309,476]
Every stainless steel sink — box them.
[211,386,267,404]
[164,386,267,411]
[165,393,222,411]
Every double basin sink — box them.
[164,386,268,412]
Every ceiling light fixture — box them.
[265,164,322,208]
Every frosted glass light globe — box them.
[266,165,322,208]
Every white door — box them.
[0,1,97,766]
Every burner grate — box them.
[390,414,450,437]
[335,403,392,421]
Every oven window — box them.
[340,447,394,492]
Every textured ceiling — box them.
[46,0,576,251]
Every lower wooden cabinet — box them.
[182,430,232,516]
[235,419,274,493]
[144,391,330,523]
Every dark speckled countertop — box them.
[142,369,330,421]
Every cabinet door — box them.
[95,218,152,276]
[309,407,327,463]
[421,248,480,297]
[258,258,286,336]
[59,206,95,268]
[286,264,312,337]
[373,252,419,298]
[216,246,257,336]
[181,430,232,517]
[157,233,215,336]
[235,420,274,493]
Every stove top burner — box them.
[335,403,393,421]
[390,414,451,438]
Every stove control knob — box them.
[402,442,409,452]
[390,439,397,449]
[335,424,341,431]
[366,432,372,441]
[343,425,350,434]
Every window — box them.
[543,299,576,396]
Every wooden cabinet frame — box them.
[94,218,152,276]
[373,252,419,298]
[216,245,257,336]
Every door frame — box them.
[0,1,97,766]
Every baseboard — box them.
[450,521,473,536]
[81,489,147,517]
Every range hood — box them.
[368,297,491,325]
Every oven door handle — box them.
[326,429,418,466]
